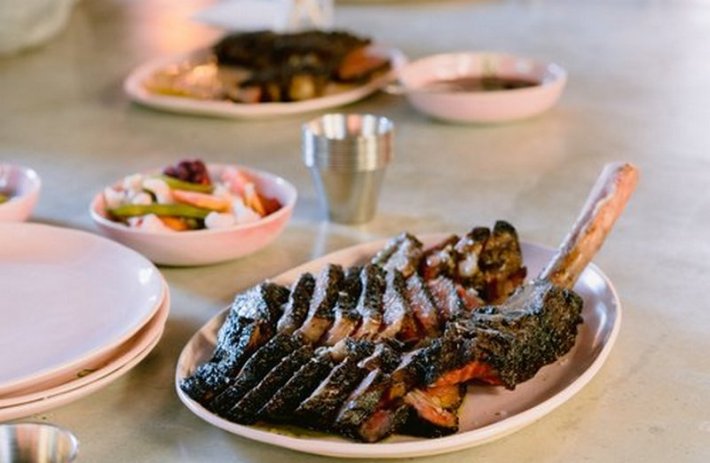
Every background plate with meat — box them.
[124,43,405,119]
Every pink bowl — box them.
[397,52,567,124]
[0,164,41,222]
[90,164,297,266]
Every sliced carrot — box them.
[159,216,190,231]
[173,189,230,212]
[244,189,266,216]
[256,193,281,215]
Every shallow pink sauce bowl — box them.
[397,51,567,124]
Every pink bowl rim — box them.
[397,50,567,94]
[0,164,42,205]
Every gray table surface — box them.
[1,0,709,461]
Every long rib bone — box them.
[539,162,639,288]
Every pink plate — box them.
[0,224,164,397]
[0,284,169,421]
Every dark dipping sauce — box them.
[428,76,539,92]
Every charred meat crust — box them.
[423,281,583,389]
[339,266,365,319]
[371,233,407,268]
[212,282,289,361]
[179,361,233,404]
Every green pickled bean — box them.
[108,203,211,219]
[156,175,214,193]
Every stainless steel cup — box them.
[0,423,79,463]
[303,113,394,224]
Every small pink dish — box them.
[90,164,297,267]
[0,164,41,222]
[394,52,567,124]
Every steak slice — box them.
[296,264,344,343]
[352,264,387,339]
[324,266,363,346]
[378,269,419,343]
[371,232,423,278]
[420,234,459,281]
[212,282,289,362]
[294,340,375,429]
[469,221,527,304]
[400,384,466,437]
[179,361,234,405]
[405,274,441,338]
[357,404,411,443]
[334,343,401,439]
[209,333,305,415]
[426,276,467,324]
[451,226,489,285]
[224,345,314,424]
[260,348,336,422]
[276,273,316,335]
[180,282,288,403]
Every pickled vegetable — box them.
[108,203,211,219]
[158,175,214,193]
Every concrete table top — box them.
[1,0,708,461]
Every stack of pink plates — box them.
[0,223,170,421]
